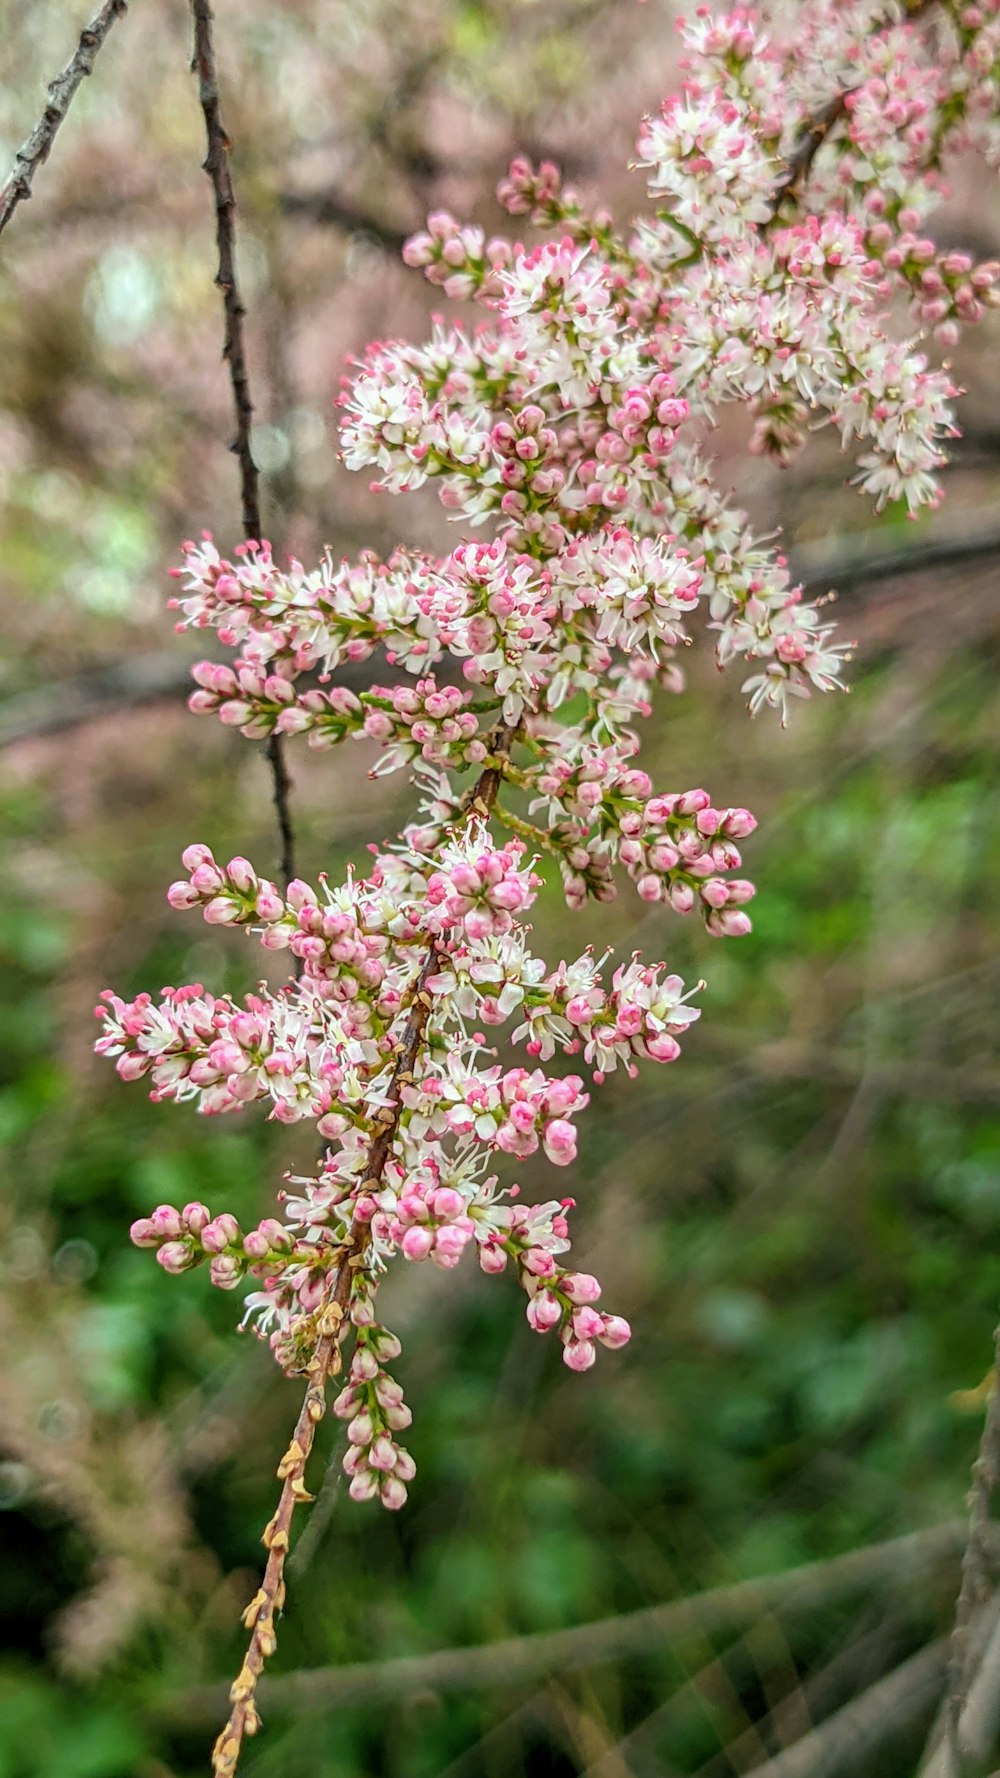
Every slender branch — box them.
[159,1522,985,1729]
[945,1326,1000,1761]
[211,718,520,1777]
[189,0,296,887]
[922,1599,1000,1776]
[0,0,128,240]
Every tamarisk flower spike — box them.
[95,5,1000,1770]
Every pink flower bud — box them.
[401,1226,434,1262]
[201,1213,240,1253]
[562,1339,597,1372]
[150,1205,184,1238]
[167,880,201,910]
[209,1254,244,1289]
[203,896,241,925]
[526,1290,562,1331]
[130,1218,160,1248]
[116,1053,150,1082]
[700,878,730,909]
[349,1468,379,1502]
[182,1202,211,1235]
[369,1435,397,1472]
[599,1315,632,1349]
[572,1305,605,1340]
[563,1272,602,1304]
[181,844,215,871]
[226,857,258,894]
[380,1476,408,1510]
[705,907,753,937]
[256,885,285,921]
[156,1241,193,1274]
[393,1449,417,1483]
[347,1411,374,1446]
[350,1347,379,1383]
[430,1186,465,1221]
[431,1226,469,1266]
[543,1118,578,1166]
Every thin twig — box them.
[160,1522,985,1729]
[189,0,296,887]
[210,718,521,1777]
[0,0,128,240]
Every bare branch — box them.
[160,1522,985,1728]
[0,0,128,240]
[945,1329,1000,1760]
[188,0,296,887]
[922,1602,1000,1776]
[796,524,1000,597]
[740,1639,950,1778]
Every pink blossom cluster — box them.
[99,0,1000,1517]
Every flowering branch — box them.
[209,718,519,1774]
[0,0,128,240]
[189,0,296,886]
[93,3,1000,1770]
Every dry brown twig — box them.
[189,0,296,888]
[0,0,128,240]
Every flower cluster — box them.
[103,0,1000,1502]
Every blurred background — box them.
[3,2,1000,1775]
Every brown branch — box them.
[211,717,520,1777]
[0,0,128,240]
[189,0,296,887]
[159,1522,984,1730]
